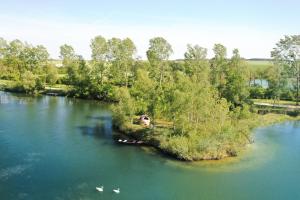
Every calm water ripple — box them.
[1,91,300,200]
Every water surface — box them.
[1,92,300,200]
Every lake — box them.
[1,91,300,200]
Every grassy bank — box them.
[0,79,74,96]
[114,113,300,161]
[252,98,299,106]
[2,80,299,162]
[246,60,273,72]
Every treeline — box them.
[0,36,249,104]
[0,38,59,92]
[0,35,299,160]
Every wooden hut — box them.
[139,115,150,126]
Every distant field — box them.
[252,98,297,106]
[49,59,63,67]
[48,59,273,73]
[246,60,273,71]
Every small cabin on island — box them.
[139,115,150,126]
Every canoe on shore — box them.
[117,139,144,145]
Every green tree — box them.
[264,65,287,100]
[59,44,76,66]
[271,35,300,104]
[130,69,155,114]
[0,38,8,78]
[0,37,8,58]
[44,64,59,85]
[210,43,228,94]
[223,49,250,107]
[107,37,136,87]
[184,44,210,83]
[146,37,173,87]
[20,45,49,73]
[90,35,109,86]
[112,87,135,125]
[3,39,25,79]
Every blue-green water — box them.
[1,92,300,200]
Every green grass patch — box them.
[246,60,273,72]
[44,84,72,91]
[0,79,14,86]
[252,98,297,106]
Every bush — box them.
[250,86,266,99]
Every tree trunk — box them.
[159,63,164,87]
[297,69,299,106]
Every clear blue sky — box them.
[0,0,299,59]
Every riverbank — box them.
[114,113,300,161]
[2,81,300,162]
[0,79,72,96]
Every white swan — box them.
[96,186,103,192]
[113,188,120,194]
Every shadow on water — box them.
[77,115,113,144]
[78,123,112,139]
[86,115,111,121]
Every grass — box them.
[252,98,298,106]
[0,79,14,89]
[0,79,13,85]
[44,84,72,91]
[246,60,273,72]
[0,79,72,95]
[252,113,299,126]
[116,112,300,161]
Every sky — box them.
[0,0,299,59]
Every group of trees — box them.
[1,35,299,160]
[249,35,300,104]
[111,37,252,160]
[271,35,300,104]
[57,36,137,99]
[0,38,58,92]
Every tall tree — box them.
[119,38,136,87]
[0,37,7,58]
[271,35,300,104]
[90,35,108,86]
[5,40,25,79]
[107,37,136,86]
[20,45,49,73]
[146,37,173,87]
[184,44,209,83]
[210,43,228,94]
[223,49,249,107]
[0,38,8,78]
[59,44,76,65]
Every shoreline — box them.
[113,114,300,162]
[1,88,300,162]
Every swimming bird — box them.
[113,188,120,194]
[96,186,104,192]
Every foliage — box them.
[271,35,300,104]
[1,35,299,161]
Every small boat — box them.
[116,139,144,145]
[96,186,103,192]
[113,188,120,194]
